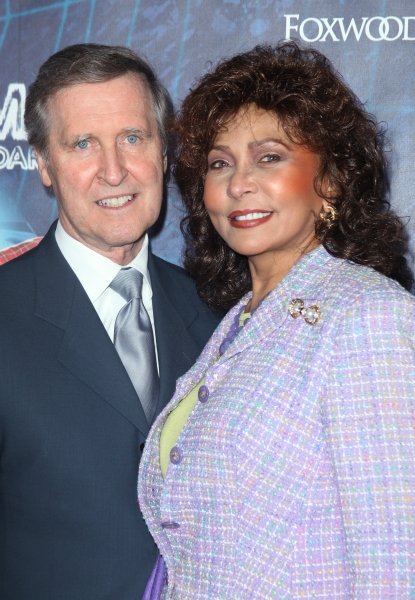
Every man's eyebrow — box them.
[63,133,92,148]
[64,127,153,148]
[121,126,152,138]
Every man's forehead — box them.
[48,74,153,116]
[45,74,157,140]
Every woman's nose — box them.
[227,166,258,199]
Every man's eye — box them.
[76,140,89,149]
[126,135,138,144]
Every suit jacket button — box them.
[161,521,180,529]
[198,385,209,403]
[170,446,182,464]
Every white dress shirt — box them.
[55,221,159,368]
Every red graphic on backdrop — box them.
[0,237,42,265]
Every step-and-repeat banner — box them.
[0,0,414,269]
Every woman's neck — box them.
[247,242,320,311]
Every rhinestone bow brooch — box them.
[289,298,321,325]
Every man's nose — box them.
[227,166,258,199]
[98,147,128,186]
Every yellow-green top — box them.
[159,311,251,477]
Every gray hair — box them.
[25,43,173,161]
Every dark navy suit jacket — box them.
[0,223,221,600]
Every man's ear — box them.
[36,151,53,187]
[163,154,168,174]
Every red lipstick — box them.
[228,209,273,229]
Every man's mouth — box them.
[97,194,135,208]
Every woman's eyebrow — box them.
[250,137,291,149]
[209,144,230,152]
[210,138,291,151]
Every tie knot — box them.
[110,267,144,302]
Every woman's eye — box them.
[260,153,281,163]
[209,159,229,169]
[76,140,89,149]
[126,135,138,144]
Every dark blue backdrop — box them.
[0,0,414,269]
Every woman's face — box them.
[204,105,325,272]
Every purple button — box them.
[219,339,231,355]
[161,521,180,530]
[170,446,182,464]
[198,385,209,403]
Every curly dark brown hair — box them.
[174,41,413,311]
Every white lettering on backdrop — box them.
[285,15,415,43]
[0,83,37,170]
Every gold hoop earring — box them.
[319,205,338,223]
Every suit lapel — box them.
[148,253,200,416]
[57,283,149,434]
[34,226,149,435]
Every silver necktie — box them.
[110,267,159,423]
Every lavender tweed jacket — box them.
[138,246,415,599]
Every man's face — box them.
[37,74,166,264]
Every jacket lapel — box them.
[217,290,290,364]
[34,226,149,435]
[215,246,337,365]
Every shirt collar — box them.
[55,220,151,303]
